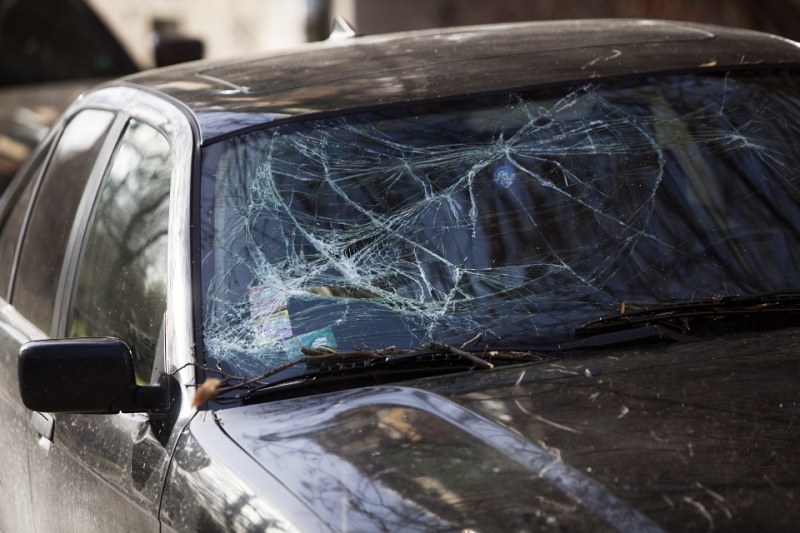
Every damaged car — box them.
[1,18,799,531]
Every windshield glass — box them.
[200,71,800,376]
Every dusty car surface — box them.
[1,18,799,532]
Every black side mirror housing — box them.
[18,337,165,414]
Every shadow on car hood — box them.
[213,328,800,531]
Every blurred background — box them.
[1,0,800,189]
[87,0,800,67]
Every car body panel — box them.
[210,328,800,531]
[126,19,800,142]
[0,302,43,532]
[160,411,325,533]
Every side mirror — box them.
[154,35,204,67]
[18,337,165,414]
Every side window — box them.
[0,139,51,299]
[13,109,116,332]
[68,120,171,384]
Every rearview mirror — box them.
[18,337,165,414]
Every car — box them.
[1,18,799,532]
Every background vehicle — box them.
[1,19,799,531]
[0,0,201,193]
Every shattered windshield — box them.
[200,71,800,377]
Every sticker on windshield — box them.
[248,286,293,343]
[289,327,337,355]
[493,163,516,188]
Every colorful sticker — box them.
[289,327,338,355]
[252,309,293,344]
[248,286,293,343]
[248,286,338,357]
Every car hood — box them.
[213,327,800,532]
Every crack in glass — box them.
[200,72,800,375]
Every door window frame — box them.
[52,111,130,334]
[2,85,197,395]
[48,88,198,392]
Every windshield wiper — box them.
[231,292,800,404]
[238,342,547,403]
[575,291,800,336]
[237,324,706,403]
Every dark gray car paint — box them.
[159,327,799,531]
[126,19,800,142]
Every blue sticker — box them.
[287,327,338,355]
[493,164,516,188]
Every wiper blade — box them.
[241,364,467,403]
[575,291,800,336]
[238,342,544,403]
[229,323,704,404]
[560,324,694,348]
[302,340,496,369]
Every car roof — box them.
[120,19,800,143]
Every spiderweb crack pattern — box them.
[202,73,800,373]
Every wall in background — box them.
[87,0,800,68]
[87,0,321,67]
[346,0,800,40]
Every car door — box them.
[0,90,196,531]
[0,108,119,532]
[29,116,175,531]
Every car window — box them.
[200,71,800,377]
[68,119,171,384]
[0,138,52,299]
[13,109,115,332]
